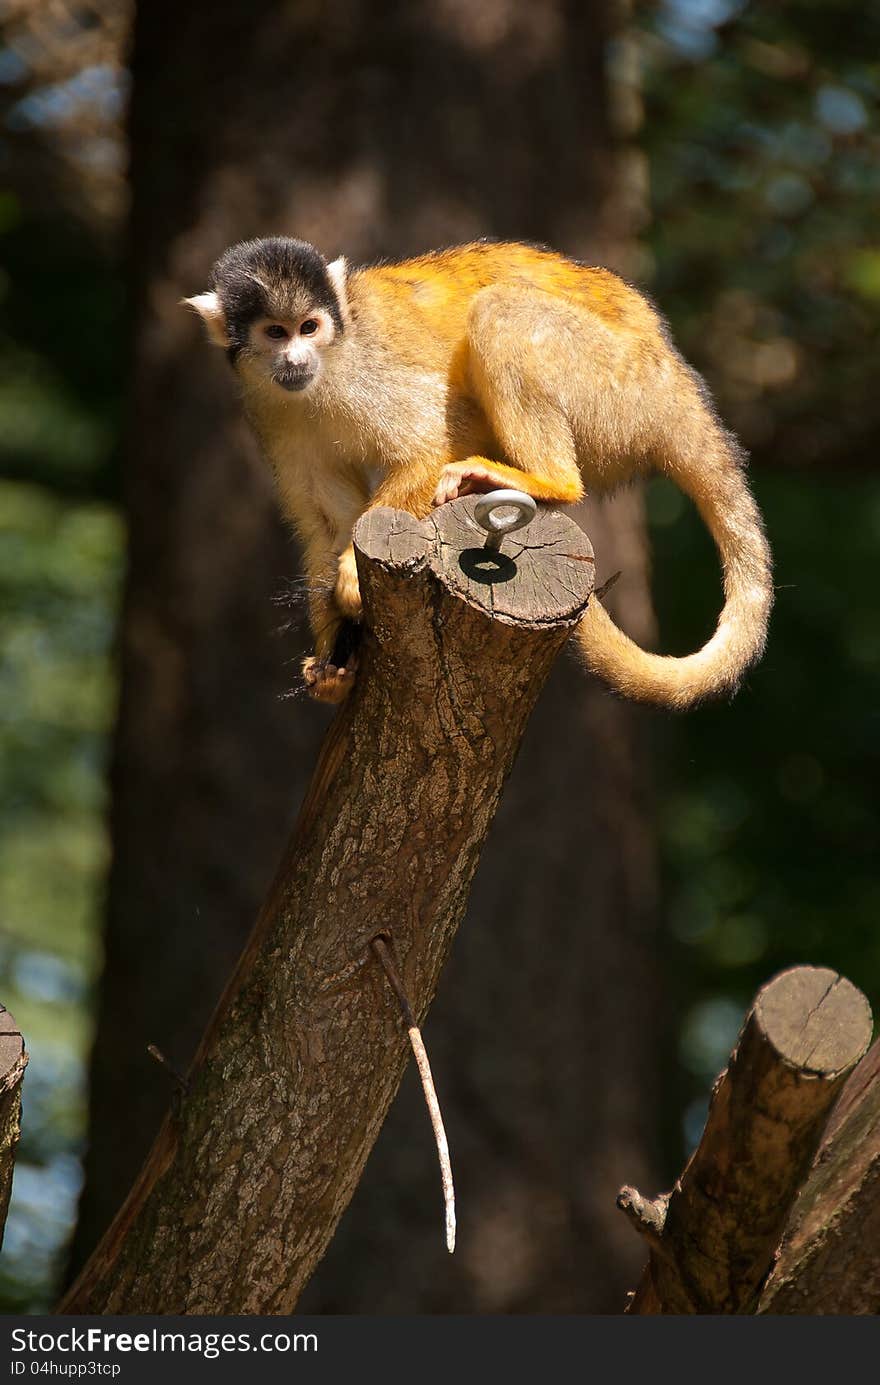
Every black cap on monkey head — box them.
[210,237,346,360]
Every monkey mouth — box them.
[273,367,316,393]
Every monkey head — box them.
[184,237,348,396]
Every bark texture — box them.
[622,966,872,1314]
[0,1004,27,1247]
[61,498,593,1314]
[759,1034,880,1313]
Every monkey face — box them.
[246,309,338,393]
[184,236,348,399]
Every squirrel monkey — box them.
[185,237,772,708]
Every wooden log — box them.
[0,1004,27,1247]
[60,496,593,1314]
[758,1034,880,1313]
[620,966,872,1313]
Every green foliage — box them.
[642,0,880,470]
[648,472,880,1145]
[0,15,127,1304]
[0,482,122,1310]
[0,218,122,496]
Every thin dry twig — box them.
[370,935,456,1253]
[146,1044,188,1094]
[594,569,622,601]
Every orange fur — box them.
[188,239,772,708]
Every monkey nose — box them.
[274,367,315,392]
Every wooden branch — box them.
[758,1033,880,1313]
[621,966,872,1314]
[61,497,593,1314]
[0,1004,27,1247]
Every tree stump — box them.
[620,966,872,1313]
[60,496,593,1314]
[0,1004,27,1247]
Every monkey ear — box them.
[182,291,229,347]
[326,257,350,319]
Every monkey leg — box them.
[433,285,587,509]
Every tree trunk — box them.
[62,500,593,1313]
[72,0,663,1313]
[301,493,661,1314]
[759,1033,880,1314]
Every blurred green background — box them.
[0,0,878,1310]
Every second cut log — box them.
[620,966,872,1313]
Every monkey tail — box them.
[575,426,773,710]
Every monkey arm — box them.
[433,457,583,507]
[432,290,588,509]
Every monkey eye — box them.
[299,318,320,336]
[264,324,289,340]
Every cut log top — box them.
[355,499,594,631]
[0,1005,25,1093]
[755,967,873,1076]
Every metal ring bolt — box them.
[473,489,537,550]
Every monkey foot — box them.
[302,654,358,704]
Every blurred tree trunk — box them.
[70,0,664,1312]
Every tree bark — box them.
[73,0,663,1313]
[61,498,593,1314]
[758,1034,880,1313]
[621,967,872,1314]
[0,1004,27,1248]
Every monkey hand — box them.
[302,653,358,705]
[432,460,518,507]
[334,545,362,620]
